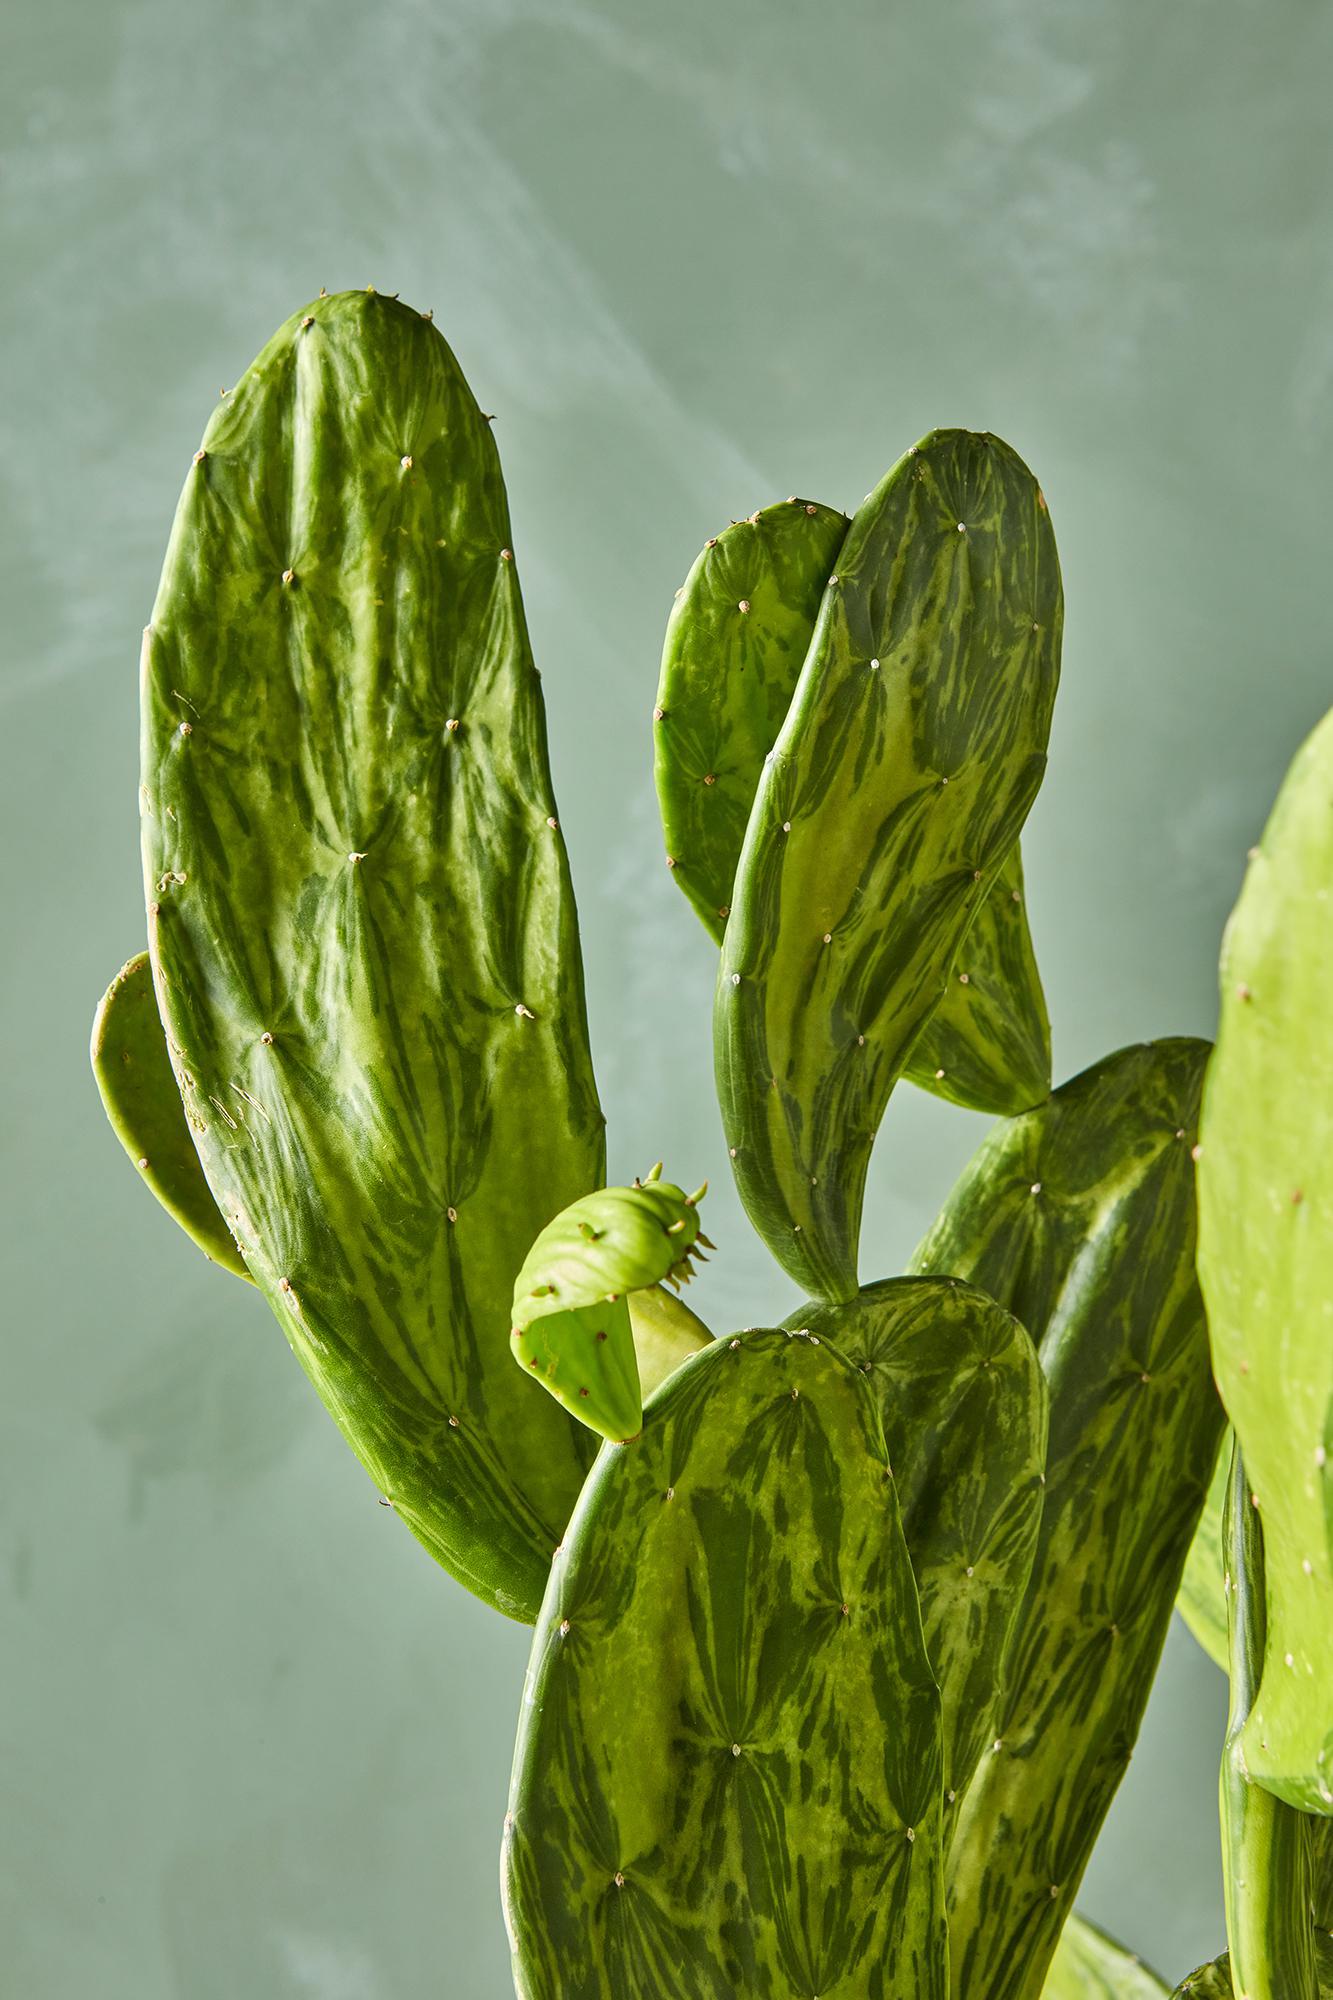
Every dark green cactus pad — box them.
[911,1039,1226,2000]
[503,1329,948,2000]
[1170,1961,1233,1999]
[717,431,1062,1300]
[657,491,1052,1122]
[1176,1434,1229,1673]
[907,843,1051,1115]
[654,496,848,940]
[1197,706,1333,1813]
[781,1277,1047,1840]
[91,950,250,1280]
[1041,1914,1168,1998]
[510,1174,710,1444]
[1220,1445,1319,2000]
[139,290,606,1621]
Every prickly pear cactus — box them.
[503,1329,948,2000]
[1041,1915,1168,1999]
[139,289,606,1621]
[1170,1961,1233,1999]
[911,1039,1225,2000]
[510,1171,711,1443]
[783,1276,1047,1842]
[657,492,1051,1120]
[1196,705,1333,1813]
[1177,1436,1230,1673]
[1220,1444,1319,2000]
[91,950,249,1279]
[716,430,1061,1299]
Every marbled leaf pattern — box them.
[910,1040,1225,2000]
[140,291,605,1621]
[503,1330,948,2000]
[717,432,1061,1300]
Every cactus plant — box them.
[97,289,1333,1998]
[656,499,1051,1116]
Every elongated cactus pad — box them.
[139,290,606,1621]
[717,431,1061,1298]
[91,950,249,1279]
[1041,1914,1168,1999]
[503,1329,948,2000]
[655,496,848,941]
[1196,707,1333,1812]
[911,1039,1225,2000]
[659,492,1051,1120]
[625,1284,712,1400]
[510,1173,710,1443]
[1221,1444,1319,2000]
[1177,1435,1230,1673]
[783,1276,1047,1841]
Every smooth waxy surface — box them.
[1177,1435,1230,1674]
[1041,1914,1168,1998]
[1197,706,1333,1811]
[911,1040,1225,2000]
[1220,1446,1319,2000]
[658,493,1051,1120]
[654,496,848,939]
[625,1283,712,1400]
[503,1329,947,2000]
[139,289,605,1620]
[717,430,1061,1298]
[784,1276,1047,1840]
[90,950,249,1280]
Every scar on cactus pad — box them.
[509,1168,714,1442]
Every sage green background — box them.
[4,0,1328,1992]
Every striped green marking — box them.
[783,1277,1047,1844]
[1170,1961,1233,1998]
[1221,1443,1319,1999]
[1040,1914,1168,1998]
[503,1329,948,2000]
[91,949,249,1280]
[910,1040,1225,2000]
[140,290,605,1621]
[1197,706,1333,1812]
[717,432,1061,1300]
[658,490,1052,1122]
[1177,1434,1229,1673]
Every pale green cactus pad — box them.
[625,1283,712,1400]
[655,495,1050,1118]
[1041,1914,1168,1998]
[910,1038,1225,2000]
[91,949,249,1280]
[1177,1435,1230,1673]
[1221,1444,1320,2000]
[139,289,607,1622]
[716,430,1061,1300]
[510,1172,711,1443]
[503,1329,948,2000]
[1196,705,1333,1813]
[783,1276,1047,1843]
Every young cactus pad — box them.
[783,1276,1047,1845]
[502,1329,948,2000]
[91,950,249,1280]
[716,431,1062,1300]
[1220,1445,1319,2000]
[1176,1435,1231,1674]
[1196,706,1333,1812]
[657,493,1051,1119]
[138,290,606,1622]
[911,1039,1224,2000]
[510,1171,710,1443]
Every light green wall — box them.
[8,0,1327,1990]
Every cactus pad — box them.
[782,1276,1047,1839]
[139,290,606,1621]
[503,1328,948,2000]
[1041,1915,1168,1998]
[911,1039,1225,2000]
[716,431,1061,1299]
[1197,706,1333,1812]
[91,950,249,1279]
